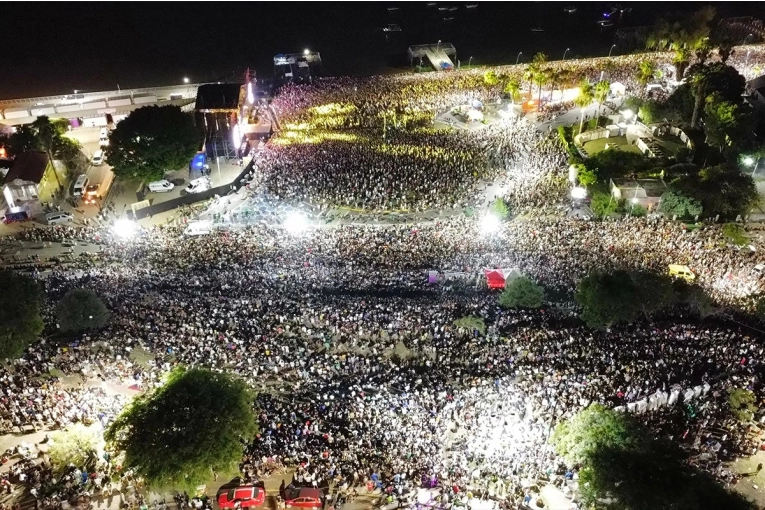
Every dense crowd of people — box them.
[2,45,765,510]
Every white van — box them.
[45,211,74,225]
[91,150,104,166]
[147,179,175,193]
[73,175,89,197]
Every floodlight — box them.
[183,77,190,84]
[571,187,587,200]
[744,156,755,166]
[283,212,308,235]
[304,48,310,55]
[480,214,500,234]
[112,219,137,239]
[622,109,634,120]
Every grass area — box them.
[583,136,643,155]
[653,135,687,158]
[129,346,157,369]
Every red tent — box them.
[484,269,506,289]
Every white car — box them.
[185,177,211,194]
[91,150,104,166]
[148,180,175,193]
[99,135,109,147]
[45,211,74,225]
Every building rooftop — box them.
[611,178,667,198]
[194,83,243,112]
[3,151,50,185]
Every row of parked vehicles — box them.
[217,486,326,509]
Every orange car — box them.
[217,486,265,508]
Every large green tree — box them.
[552,404,643,466]
[49,424,99,475]
[499,276,544,309]
[555,403,755,510]
[659,188,703,218]
[105,105,200,181]
[0,271,44,359]
[579,439,755,510]
[703,97,754,154]
[575,270,676,328]
[56,288,110,333]
[687,62,746,129]
[671,164,757,219]
[583,149,651,182]
[105,367,257,490]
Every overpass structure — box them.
[0,83,202,127]
[408,43,456,71]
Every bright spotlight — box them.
[622,109,634,121]
[232,123,241,147]
[183,77,190,84]
[631,197,639,204]
[571,186,587,200]
[112,219,137,239]
[304,48,310,55]
[247,82,254,104]
[283,212,308,235]
[744,156,755,166]
[480,214,500,235]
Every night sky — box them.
[2,2,763,99]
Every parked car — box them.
[148,179,175,193]
[2,210,30,224]
[91,150,104,166]
[284,488,324,509]
[83,184,100,204]
[185,177,211,194]
[217,486,265,509]
[45,211,74,225]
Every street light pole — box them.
[468,56,473,67]
[608,44,616,57]
[563,48,570,60]
[516,52,523,65]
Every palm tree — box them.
[30,116,63,191]
[594,80,610,118]
[524,65,537,99]
[534,68,551,104]
[636,61,656,87]
[504,78,521,104]
[689,64,710,129]
[673,47,692,80]
[574,79,594,134]
[531,52,549,103]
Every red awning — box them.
[484,269,506,289]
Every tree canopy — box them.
[56,288,110,333]
[670,165,757,219]
[49,424,99,475]
[659,188,703,219]
[582,149,651,182]
[483,70,499,86]
[453,316,486,335]
[554,404,755,510]
[105,367,257,490]
[703,97,754,154]
[552,403,643,466]
[575,270,708,328]
[0,271,44,359]
[499,277,544,309]
[105,105,200,182]
[3,116,83,180]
